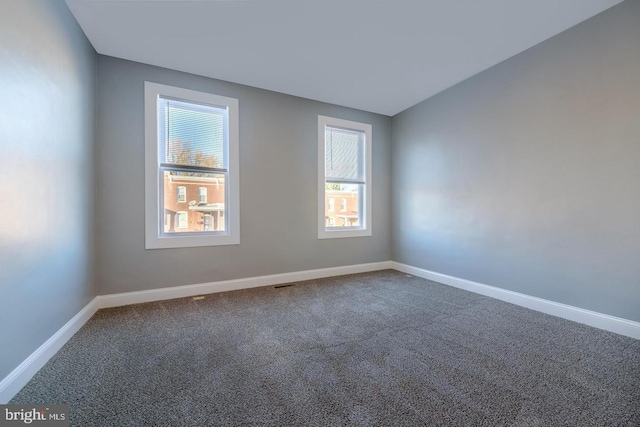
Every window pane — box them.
[198,187,207,203]
[325,127,362,181]
[161,98,226,168]
[177,186,186,203]
[163,171,226,233]
[324,183,361,228]
[177,211,188,229]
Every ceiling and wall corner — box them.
[65,0,623,116]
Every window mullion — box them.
[160,163,228,174]
[325,178,366,185]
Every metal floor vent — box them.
[274,284,295,289]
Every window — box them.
[318,115,372,238]
[176,211,188,229]
[198,187,207,204]
[145,82,239,249]
[177,186,186,203]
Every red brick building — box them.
[164,174,359,232]
[163,172,226,233]
[324,188,360,227]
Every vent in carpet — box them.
[274,284,295,289]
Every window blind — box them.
[160,97,226,169]
[325,127,363,182]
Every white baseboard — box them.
[0,297,100,404]
[98,261,393,309]
[391,261,640,340]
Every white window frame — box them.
[328,197,335,212]
[318,115,372,239]
[177,186,186,203]
[176,211,188,229]
[198,186,207,204]
[145,82,239,249]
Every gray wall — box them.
[96,56,391,295]
[0,0,97,379]
[392,0,640,322]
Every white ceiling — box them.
[66,0,623,116]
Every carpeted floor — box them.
[11,270,640,426]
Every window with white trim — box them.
[318,116,372,238]
[145,82,239,249]
[177,186,186,203]
[198,187,207,203]
[176,211,188,229]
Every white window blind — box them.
[160,98,226,169]
[324,127,363,183]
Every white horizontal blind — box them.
[325,127,363,183]
[159,98,227,169]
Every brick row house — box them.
[324,188,360,227]
[163,173,226,233]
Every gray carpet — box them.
[11,270,640,426]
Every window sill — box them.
[145,233,240,249]
[318,228,372,239]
